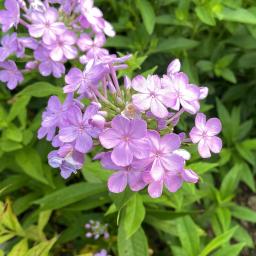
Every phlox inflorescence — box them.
[0,0,222,198]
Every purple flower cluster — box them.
[38,56,222,198]
[85,220,109,240]
[0,0,114,89]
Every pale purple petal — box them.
[75,133,93,153]
[108,172,127,193]
[207,136,222,153]
[198,140,211,158]
[181,169,199,183]
[148,180,163,198]
[111,142,133,166]
[99,129,121,149]
[205,118,222,136]
[164,173,183,192]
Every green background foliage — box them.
[1,0,256,255]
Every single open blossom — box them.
[146,168,199,198]
[48,31,78,61]
[59,104,104,153]
[28,8,66,44]
[34,46,65,78]
[64,61,107,94]
[48,144,84,179]
[132,75,173,118]
[0,61,23,89]
[162,72,200,114]
[79,0,115,37]
[99,115,149,166]
[77,33,108,60]
[190,113,222,158]
[0,0,20,32]
[38,94,77,140]
[141,131,184,181]
[0,33,18,62]
[100,152,146,193]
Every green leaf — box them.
[199,227,237,256]
[8,239,28,256]
[15,148,49,185]
[4,124,23,142]
[106,36,133,49]
[220,164,242,198]
[26,237,57,256]
[195,5,216,26]
[38,210,52,232]
[187,162,218,174]
[7,96,30,123]
[213,243,245,256]
[217,8,256,24]
[17,82,62,98]
[118,224,148,256]
[123,194,145,238]
[177,216,200,256]
[154,37,199,53]
[136,0,155,34]
[35,182,106,210]
[231,205,256,223]
[240,163,255,192]
[233,225,254,248]
[236,143,256,166]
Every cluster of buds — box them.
[0,0,114,89]
[85,220,109,240]
[39,57,222,198]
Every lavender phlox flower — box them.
[99,115,150,167]
[0,33,18,62]
[28,7,66,44]
[38,94,77,140]
[85,220,109,240]
[17,37,39,57]
[48,144,84,179]
[132,75,174,118]
[77,33,108,60]
[64,60,107,94]
[59,104,104,153]
[190,113,222,158]
[34,45,65,78]
[47,31,78,61]
[0,0,20,32]
[145,167,198,198]
[99,152,146,193]
[161,72,201,114]
[0,61,23,90]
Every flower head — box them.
[100,152,146,193]
[59,104,104,153]
[132,75,173,118]
[99,115,149,166]
[0,0,20,32]
[190,113,222,158]
[0,60,23,89]
[28,8,66,44]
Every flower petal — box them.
[111,142,133,166]
[206,118,222,136]
[108,172,127,193]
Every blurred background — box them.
[1,0,256,255]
